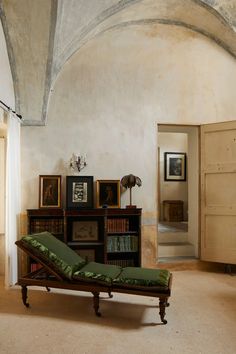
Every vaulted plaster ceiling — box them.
[0,0,236,125]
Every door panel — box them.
[201,121,236,264]
[205,173,236,206]
[204,129,236,165]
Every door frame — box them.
[157,124,201,259]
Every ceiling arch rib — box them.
[200,0,236,31]
[0,0,57,126]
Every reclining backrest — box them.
[19,232,86,280]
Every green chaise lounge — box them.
[15,232,172,324]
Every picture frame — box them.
[164,152,187,181]
[72,220,98,241]
[66,176,94,209]
[39,175,61,208]
[96,180,120,208]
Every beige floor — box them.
[0,270,236,354]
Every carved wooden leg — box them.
[159,298,167,324]
[92,292,101,317]
[21,286,30,308]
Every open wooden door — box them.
[200,121,236,264]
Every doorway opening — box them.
[157,124,199,262]
[0,115,6,280]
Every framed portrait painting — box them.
[39,175,62,208]
[66,176,94,209]
[164,152,187,181]
[96,180,120,208]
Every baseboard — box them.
[155,258,234,272]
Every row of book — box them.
[107,235,138,253]
[106,259,135,267]
[107,218,129,232]
[31,218,64,234]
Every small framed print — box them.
[164,152,187,181]
[39,175,61,208]
[76,249,95,262]
[96,180,120,208]
[72,221,98,241]
[66,176,94,209]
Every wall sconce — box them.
[69,153,87,173]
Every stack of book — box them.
[107,218,129,232]
[106,259,135,267]
[31,218,63,234]
[107,235,138,253]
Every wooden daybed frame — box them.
[16,239,172,324]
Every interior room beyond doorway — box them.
[157,125,199,262]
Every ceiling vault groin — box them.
[53,0,236,85]
[99,18,236,58]
[0,0,236,126]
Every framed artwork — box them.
[164,152,187,181]
[39,175,61,208]
[96,180,120,208]
[72,221,98,241]
[66,176,94,209]
[75,249,95,262]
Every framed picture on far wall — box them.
[164,152,187,181]
[39,175,62,208]
[96,179,120,208]
[66,176,94,209]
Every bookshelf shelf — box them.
[67,242,104,246]
[107,231,138,235]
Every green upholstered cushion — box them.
[113,267,170,288]
[21,232,86,279]
[73,262,122,285]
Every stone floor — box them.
[0,270,236,354]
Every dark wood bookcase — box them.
[27,208,141,271]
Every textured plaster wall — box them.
[21,24,236,265]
